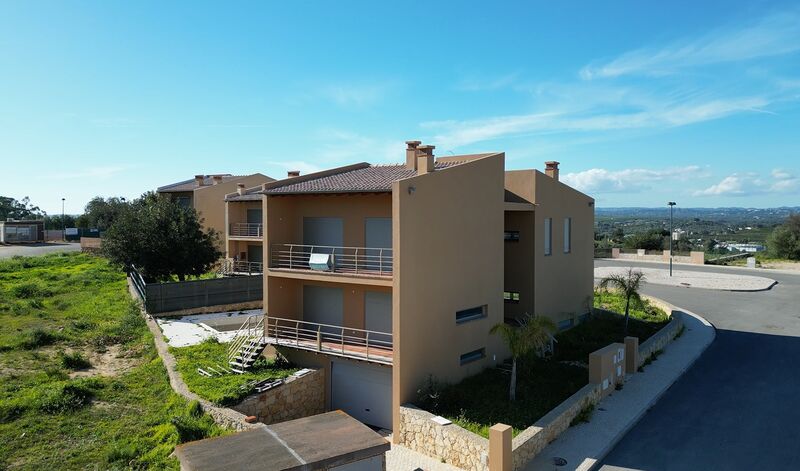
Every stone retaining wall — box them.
[511,383,602,470]
[397,405,489,471]
[233,368,325,424]
[611,248,704,265]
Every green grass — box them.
[422,290,670,439]
[0,252,227,470]
[171,339,298,406]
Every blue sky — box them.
[2,1,799,214]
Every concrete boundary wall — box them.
[611,248,704,265]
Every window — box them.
[456,306,487,324]
[563,217,572,253]
[544,218,552,255]
[174,196,191,208]
[503,291,520,303]
[504,231,520,242]
[558,318,574,331]
[460,348,486,365]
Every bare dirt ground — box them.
[68,345,141,378]
[760,261,800,271]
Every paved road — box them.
[596,260,800,471]
[0,242,81,259]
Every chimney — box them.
[406,140,422,170]
[212,175,224,185]
[237,183,246,195]
[287,170,300,178]
[545,161,560,181]
[195,175,205,187]
[417,145,435,175]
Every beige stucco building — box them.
[157,173,274,250]
[250,141,594,432]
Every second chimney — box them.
[417,145,435,175]
[287,170,300,178]
[545,161,560,181]
[237,183,246,195]
[212,175,224,185]
[195,175,205,187]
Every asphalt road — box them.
[0,242,81,259]
[596,260,800,471]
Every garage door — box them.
[331,361,392,430]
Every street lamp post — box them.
[668,201,676,276]
[61,198,66,241]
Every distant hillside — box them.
[596,207,799,222]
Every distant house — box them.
[156,173,274,249]
[0,219,44,244]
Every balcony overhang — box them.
[266,268,392,287]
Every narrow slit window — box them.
[460,348,486,365]
[456,306,487,324]
[503,291,520,303]
[544,218,552,255]
[564,217,572,253]
[504,231,520,242]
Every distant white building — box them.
[723,243,766,253]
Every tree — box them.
[624,230,667,251]
[599,268,646,336]
[102,192,221,281]
[82,196,129,230]
[490,314,557,401]
[767,214,800,260]
[0,196,43,220]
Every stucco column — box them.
[489,423,512,471]
[624,336,639,374]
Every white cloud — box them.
[562,166,702,193]
[581,9,800,79]
[422,95,770,149]
[693,170,800,196]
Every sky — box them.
[1,1,799,214]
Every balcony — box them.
[265,316,392,365]
[229,223,263,238]
[219,259,263,276]
[270,243,393,278]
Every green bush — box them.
[10,281,53,299]
[18,328,59,349]
[570,402,595,426]
[37,379,101,414]
[171,415,215,444]
[60,351,92,370]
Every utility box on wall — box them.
[588,342,626,398]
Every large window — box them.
[460,348,486,365]
[563,217,572,253]
[456,306,487,324]
[544,218,552,255]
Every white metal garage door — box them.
[331,361,392,430]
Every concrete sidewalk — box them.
[524,307,715,471]
[594,266,776,291]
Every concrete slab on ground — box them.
[157,309,261,347]
[387,443,463,471]
[523,307,715,471]
[594,266,776,291]
[0,242,81,259]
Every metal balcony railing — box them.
[229,223,263,238]
[264,315,392,365]
[219,259,263,276]
[270,243,393,277]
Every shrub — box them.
[10,281,53,299]
[105,439,142,465]
[18,328,58,349]
[60,351,92,370]
[171,415,215,444]
[186,400,204,418]
[37,380,99,414]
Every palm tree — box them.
[598,268,646,336]
[490,314,557,401]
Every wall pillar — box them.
[489,423,512,471]
[624,336,639,374]
[611,247,620,258]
